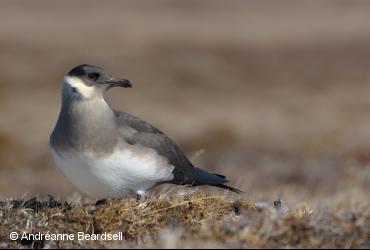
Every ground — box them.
[0,192,369,248]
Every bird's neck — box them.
[53,96,118,153]
[61,94,113,121]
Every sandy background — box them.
[0,1,369,208]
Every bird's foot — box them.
[95,198,107,206]
[90,198,107,212]
[136,190,146,203]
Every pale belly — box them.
[50,147,174,198]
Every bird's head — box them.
[63,64,132,99]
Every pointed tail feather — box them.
[212,184,244,194]
[213,173,226,179]
[191,167,243,194]
[193,167,228,185]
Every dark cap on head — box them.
[67,64,132,88]
[68,64,99,77]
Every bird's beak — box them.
[106,77,132,88]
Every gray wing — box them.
[114,110,197,184]
[113,110,243,194]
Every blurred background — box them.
[0,0,369,206]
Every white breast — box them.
[50,146,175,198]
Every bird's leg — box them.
[90,198,107,211]
[136,190,146,202]
[95,198,107,206]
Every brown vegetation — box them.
[0,192,368,248]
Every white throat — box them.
[63,76,100,99]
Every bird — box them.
[49,64,242,200]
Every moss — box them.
[0,192,368,248]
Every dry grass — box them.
[0,192,368,249]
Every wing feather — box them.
[114,111,196,183]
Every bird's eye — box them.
[88,72,100,80]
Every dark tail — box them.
[211,183,244,194]
[192,167,243,194]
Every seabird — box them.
[49,64,242,200]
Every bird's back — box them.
[113,110,242,193]
[113,110,195,179]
